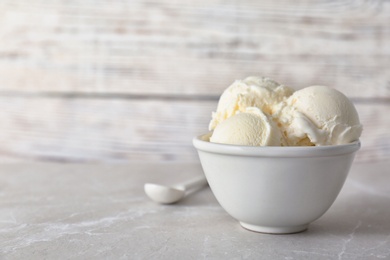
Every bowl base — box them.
[240,222,309,234]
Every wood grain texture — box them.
[0,97,212,162]
[0,0,389,98]
[0,97,387,163]
[0,0,388,163]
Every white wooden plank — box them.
[0,97,387,163]
[0,0,388,98]
[354,102,390,163]
[0,97,213,162]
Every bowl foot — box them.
[240,222,309,234]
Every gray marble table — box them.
[1,162,389,259]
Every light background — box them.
[0,0,388,163]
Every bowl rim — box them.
[193,132,361,158]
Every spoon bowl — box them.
[144,183,185,204]
[144,175,208,204]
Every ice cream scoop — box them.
[209,76,293,130]
[210,107,285,146]
[277,85,363,146]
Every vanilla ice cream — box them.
[276,85,363,146]
[209,76,293,130]
[210,107,285,146]
[209,77,362,147]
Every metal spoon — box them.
[144,175,208,204]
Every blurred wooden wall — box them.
[0,0,388,163]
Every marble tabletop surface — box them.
[1,161,389,260]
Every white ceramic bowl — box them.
[193,133,360,234]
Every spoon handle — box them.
[178,175,208,191]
